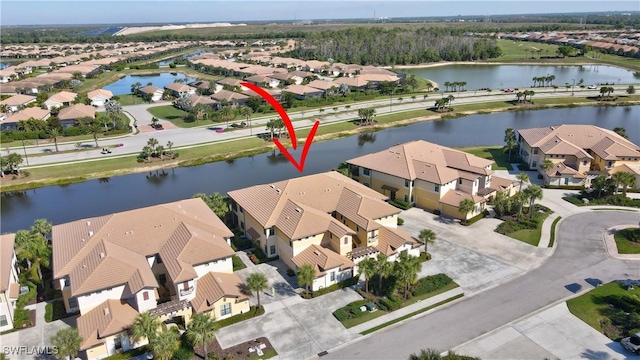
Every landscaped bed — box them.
[200,336,277,360]
[567,281,640,341]
[563,194,640,208]
[614,228,640,254]
[495,204,553,246]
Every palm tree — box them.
[16,232,50,283]
[375,253,394,294]
[87,120,102,148]
[408,348,442,360]
[444,81,451,92]
[151,328,180,360]
[31,218,52,238]
[523,185,543,219]
[591,174,609,198]
[516,173,529,193]
[515,92,523,103]
[166,141,174,156]
[186,313,219,360]
[418,229,436,254]
[246,272,269,307]
[458,199,476,223]
[265,119,277,139]
[613,171,636,197]
[50,328,83,360]
[446,95,455,109]
[296,263,315,295]
[131,312,161,345]
[357,258,376,295]
[220,106,232,128]
[151,117,160,129]
[49,128,60,152]
[540,159,554,174]
[239,106,253,134]
[395,253,421,300]
[503,128,517,161]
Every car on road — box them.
[504,88,515,93]
[621,332,640,354]
[100,148,112,154]
[154,125,164,130]
[587,85,597,90]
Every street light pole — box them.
[21,139,29,166]
[571,79,575,96]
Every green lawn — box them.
[147,105,200,128]
[503,211,551,246]
[567,281,640,337]
[248,348,277,360]
[491,39,562,62]
[458,146,512,170]
[614,228,640,254]
[116,94,145,106]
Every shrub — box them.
[412,274,453,296]
[62,127,83,137]
[286,268,295,277]
[543,184,584,190]
[311,277,358,298]
[379,295,402,311]
[13,309,31,329]
[173,345,194,360]
[389,199,412,210]
[216,306,264,328]
[397,217,404,226]
[463,211,485,226]
[231,255,245,271]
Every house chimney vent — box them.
[89,231,94,237]
[87,221,91,226]
[103,308,109,316]
[99,252,105,259]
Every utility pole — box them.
[21,139,29,166]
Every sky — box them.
[1,0,638,26]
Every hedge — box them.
[310,277,359,298]
[45,300,69,323]
[378,294,402,311]
[463,211,486,226]
[216,306,264,328]
[542,184,584,190]
[412,274,453,297]
[333,299,371,322]
[389,199,412,210]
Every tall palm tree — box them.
[357,258,376,295]
[375,253,394,295]
[395,253,421,300]
[186,313,219,360]
[503,128,517,161]
[49,128,60,152]
[516,173,529,193]
[296,263,316,295]
[220,106,232,128]
[611,171,625,195]
[540,159,554,174]
[418,229,436,254]
[151,328,180,360]
[523,185,543,219]
[613,171,636,197]
[131,312,161,345]
[239,106,253,134]
[591,174,609,198]
[31,218,52,238]
[50,328,83,360]
[246,272,269,307]
[166,141,174,156]
[458,199,475,223]
[16,232,50,283]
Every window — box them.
[410,195,414,202]
[270,245,276,255]
[532,161,537,168]
[330,272,335,281]
[533,148,538,154]
[404,194,408,202]
[114,336,122,350]
[0,315,7,327]
[239,206,243,214]
[411,180,415,187]
[405,179,409,187]
[343,237,348,245]
[434,185,439,192]
[363,168,370,176]
[156,256,163,264]
[583,160,587,166]
[68,297,78,309]
[143,291,149,301]
[356,226,359,231]
[220,303,231,316]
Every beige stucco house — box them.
[228,172,420,291]
[44,91,77,109]
[518,125,640,187]
[0,233,20,332]
[347,140,518,220]
[51,199,249,360]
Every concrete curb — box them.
[602,224,640,261]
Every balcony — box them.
[179,286,194,296]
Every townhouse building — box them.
[0,233,20,332]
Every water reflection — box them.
[357,133,376,147]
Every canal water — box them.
[1,105,638,232]
[407,64,639,91]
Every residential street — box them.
[10,86,634,168]
[323,211,640,359]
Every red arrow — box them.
[241,82,320,172]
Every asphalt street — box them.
[11,86,633,167]
[323,211,640,359]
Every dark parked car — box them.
[622,332,640,354]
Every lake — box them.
[103,73,197,95]
[1,105,638,233]
[407,64,639,91]
[157,50,211,66]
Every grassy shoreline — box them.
[1,97,639,193]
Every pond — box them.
[157,50,211,66]
[1,105,638,232]
[103,73,197,95]
[407,64,639,91]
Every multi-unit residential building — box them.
[0,233,20,332]
[346,140,518,220]
[518,125,640,187]
[51,199,249,360]
[228,172,420,291]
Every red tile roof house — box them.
[57,103,96,128]
[210,89,249,107]
[1,107,51,130]
[51,199,248,360]
[243,74,280,89]
[137,85,163,102]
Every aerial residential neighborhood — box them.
[1,2,639,360]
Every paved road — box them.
[13,86,635,167]
[323,211,640,359]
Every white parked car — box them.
[587,85,597,89]
[621,332,640,354]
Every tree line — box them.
[287,27,502,65]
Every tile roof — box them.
[489,176,518,192]
[545,162,586,178]
[347,140,493,184]
[4,107,50,124]
[87,89,113,99]
[211,89,249,102]
[610,163,640,176]
[0,94,36,106]
[376,226,419,256]
[307,80,338,91]
[138,85,160,94]
[274,200,354,240]
[52,199,234,296]
[77,299,139,350]
[518,125,640,161]
[46,91,77,103]
[0,233,15,292]
[334,77,368,88]
[291,244,354,276]
[57,104,96,120]
[440,190,485,207]
[283,84,324,96]
[164,83,194,92]
[190,272,248,313]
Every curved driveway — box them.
[324,211,640,359]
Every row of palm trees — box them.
[443,81,467,93]
[492,172,544,220]
[531,75,556,87]
[599,86,615,99]
[357,252,422,300]
[592,171,637,198]
[357,107,377,126]
[434,95,455,112]
[515,90,535,103]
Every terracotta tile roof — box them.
[359,67,398,76]
[190,272,248,313]
[489,176,518,192]
[46,91,77,103]
[376,226,419,256]
[348,140,493,184]
[537,135,592,159]
[211,89,249,102]
[0,94,35,106]
[228,172,391,231]
[5,107,50,124]
[292,244,354,276]
[164,83,194,93]
[518,125,640,161]
[356,73,399,83]
[307,80,338,91]
[440,189,485,207]
[52,199,234,296]
[77,299,139,350]
[189,94,216,106]
[283,84,324,96]
[87,89,113,99]
[610,163,640,176]
[274,200,354,240]
[0,233,15,292]
[334,77,368,88]
[138,85,159,94]
[336,187,399,231]
[545,162,586,178]
[216,78,242,86]
[58,104,96,120]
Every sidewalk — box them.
[348,287,464,334]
